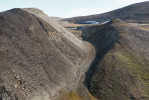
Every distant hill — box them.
[50,17,63,21]
[63,1,149,24]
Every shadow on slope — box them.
[83,19,149,100]
[83,20,119,89]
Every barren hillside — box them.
[1,4,149,100]
[82,19,149,100]
[0,8,95,100]
[63,1,149,24]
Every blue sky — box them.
[0,0,148,18]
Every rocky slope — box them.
[1,7,149,100]
[82,19,149,100]
[0,8,95,100]
[63,1,149,24]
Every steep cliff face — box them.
[82,19,149,100]
[0,8,95,100]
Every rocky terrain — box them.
[63,1,149,24]
[0,1,149,100]
[82,19,149,100]
[0,8,95,100]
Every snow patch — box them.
[85,21,99,24]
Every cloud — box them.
[115,0,148,5]
[67,8,106,17]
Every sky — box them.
[0,0,148,18]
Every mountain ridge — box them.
[0,8,95,100]
[63,1,149,24]
[0,3,149,100]
[82,19,149,100]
